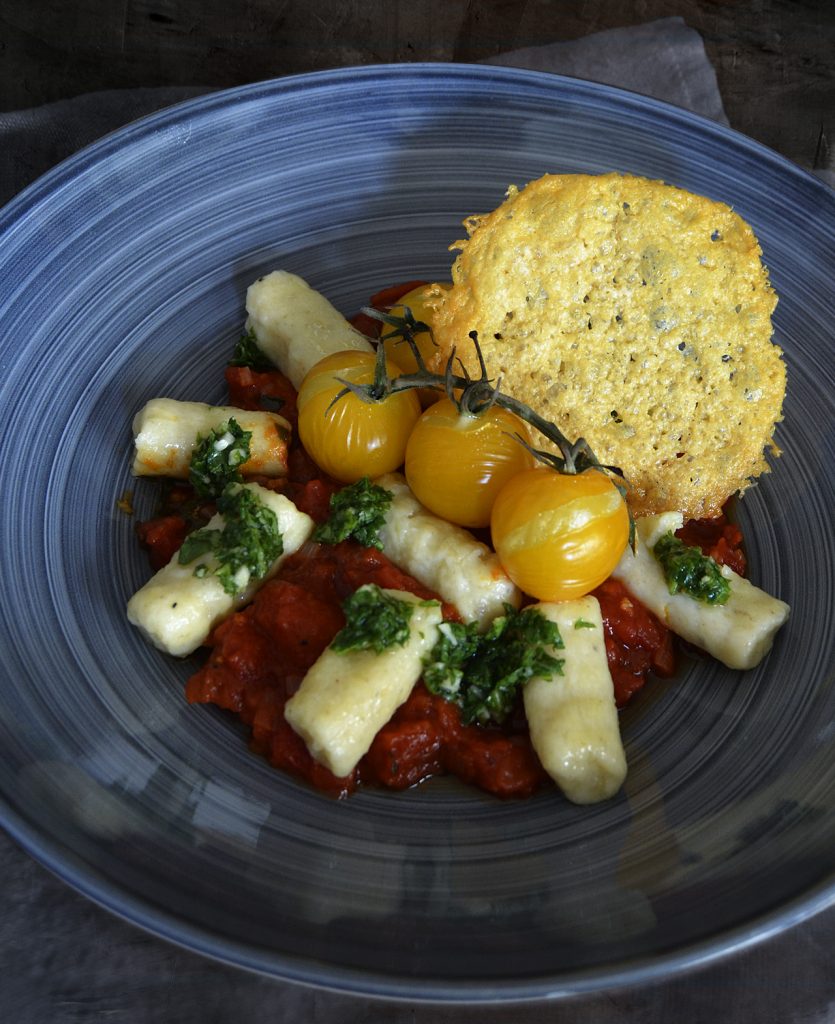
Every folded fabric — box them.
[484,16,728,125]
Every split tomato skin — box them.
[490,467,630,601]
[404,398,537,528]
[297,351,421,484]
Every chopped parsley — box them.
[313,477,393,550]
[653,531,731,605]
[330,584,418,654]
[189,418,252,499]
[574,618,596,629]
[228,327,274,371]
[423,606,565,726]
[421,620,483,703]
[178,485,283,596]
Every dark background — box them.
[1,2,834,1022]
[1,0,833,170]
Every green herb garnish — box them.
[189,418,252,499]
[178,485,283,596]
[313,477,393,549]
[423,606,564,726]
[421,621,483,703]
[574,618,597,629]
[330,584,417,654]
[228,327,274,371]
[653,531,731,605]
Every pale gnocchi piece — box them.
[612,512,790,670]
[127,484,314,657]
[374,472,521,630]
[245,270,373,389]
[132,398,290,479]
[523,597,627,804]
[284,591,443,778]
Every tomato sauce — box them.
[184,542,544,798]
[136,294,747,800]
[135,514,189,572]
[677,510,746,578]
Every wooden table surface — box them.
[1,0,833,170]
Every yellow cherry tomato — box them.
[490,467,630,601]
[297,351,421,483]
[404,398,537,528]
[383,282,451,381]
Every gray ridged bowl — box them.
[0,65,832,1002]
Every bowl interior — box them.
[0,65,833,1001]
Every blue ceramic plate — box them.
[0,66,833,1002]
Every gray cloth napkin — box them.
[485,15,729,126]
[2,16,832,1024]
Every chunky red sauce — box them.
[593,578,676,706]
[677,512,746,578]
[138,292,746,799]
[184,542,544,797]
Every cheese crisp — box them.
[429,173,786,519]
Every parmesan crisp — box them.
[430,173,786,519]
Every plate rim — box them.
[3,797,834,1002]
[1,62,833,232]
[1,62,833,1002]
